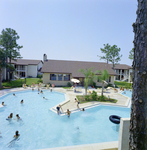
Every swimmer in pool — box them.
[40,90,43,94]
[7,131,20,148]
[14,131,20,138]
[50,89,52,92]
[38,88,40,92]
[13,93,16,96]
[43,97,48,100]
[2,102,7,106]
[8,113,13,119]
[20,100,23,104]
[16,114,21,121]
[75,98,80,109]
[32,88,34,91]
[6,113,13,120]
[66,109,71,117]
[80,108,85,111]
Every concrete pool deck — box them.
[0,87,130,150]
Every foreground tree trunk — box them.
[0,67,3,88]
[129,0,147,149]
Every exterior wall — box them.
[43,73,115,87]
[115,69,130,82]
[14,65,27,78]
[96,75,115,87]
[43,73,72,86]
[27,65,37,77]
[118,118,130,150]
[128,68,133,82]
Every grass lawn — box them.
[1,78,42,89]
[76,95,117,104]
[114,81,132,89]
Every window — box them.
[63,74,70,81]
[58,74,63,81]
[109,77,111,82]
[50,74,57,80]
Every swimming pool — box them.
[0,90,130,150]
[121,90,132,98]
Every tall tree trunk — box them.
[0,67,3,88]
[129,0,147,149]
[101,82,104,97]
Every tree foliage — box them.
[78,68,98,95]
[99,43,111,64]
[97,69,109,96]
[129,48,134,60]
[0,28,23,86]
[109,45,122,69]
[99,44,122,69]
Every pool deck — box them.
[0,87,130,150]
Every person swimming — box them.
[43,97,48,100]
[16,114,21,121]
[8,113,13,118]
[66,109,71,117]
[14,131,20,138]
[2,102,6,106]
[40,90,43,94]
[6,113,13,120]
[20,100,23,104]
[13,93,16,96]
[80,108,85,111]
[7,131,20,148]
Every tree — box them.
[99,43,111,64]
[99,44,122,69]
[129,48,134,61]
[97,69,109,97]
[0,49,7,88]
[0,28,23,82]
[78,68,97,95]
[129,0,147,149]
[109,45,122,69]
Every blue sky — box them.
[0,0,137,66]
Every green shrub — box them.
[37,75,42,79]
[37,79,43,83]
[67,82,72,87]
[85,95,90,101]
[91,91,98,100]
[92,82,96,88]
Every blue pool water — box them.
[0,90,131,150]
[121,90,132,98]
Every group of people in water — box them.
[6,113,22,121]
[56,97,85,117]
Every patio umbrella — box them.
[71,78,80,83]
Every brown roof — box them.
[109,64,132,70]
[11,59,43,65]
[41,59,117,77]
